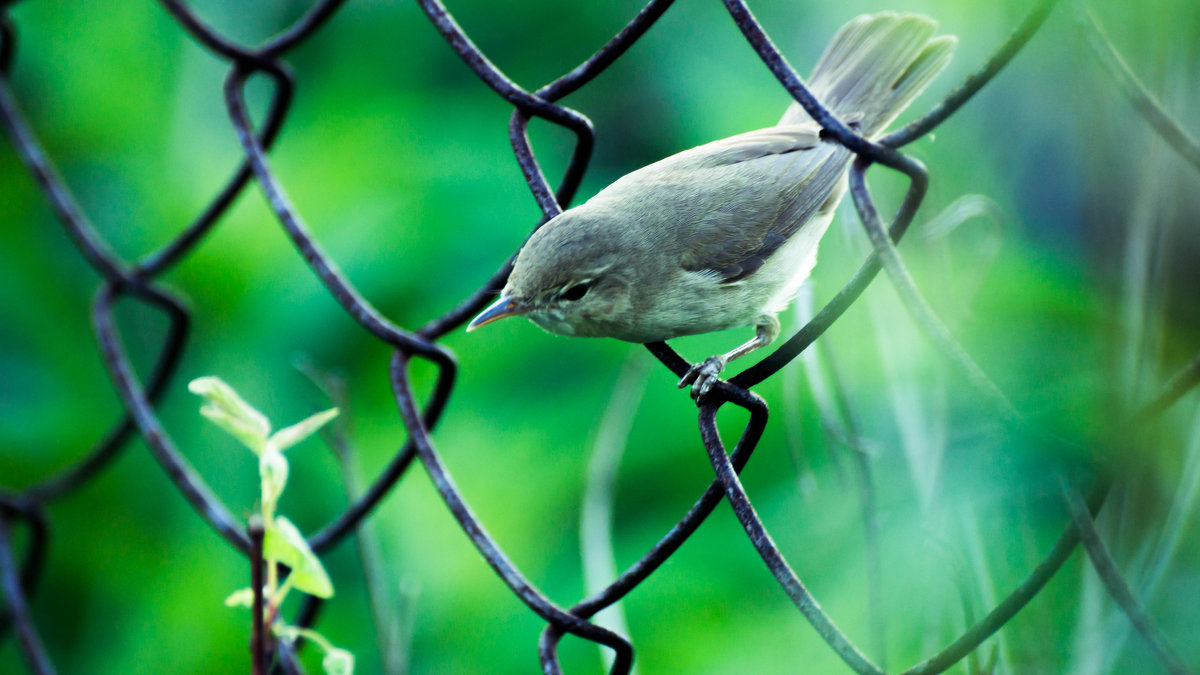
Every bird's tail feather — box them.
[779,12,956,137]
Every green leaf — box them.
[263,516,334,599]
[260,450,289,508]
[322,648,355,675]
[224,588,256,608]
[189,377,271,454]
[269,408,339,452]
[199,406,268,455]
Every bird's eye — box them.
[561,283,590,301]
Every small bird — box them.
[468,13,955,398]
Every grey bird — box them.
[468,12,956,398]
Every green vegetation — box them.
[2,1,1198,673]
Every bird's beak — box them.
[466,294,530,332]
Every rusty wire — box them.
[2,0,1199,673]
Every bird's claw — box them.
[677,355,728,400]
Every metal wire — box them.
[2,0,1198,673]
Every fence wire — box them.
[2,0,1199,673]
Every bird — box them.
[467,12,956,398]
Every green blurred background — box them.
[2,0,1199,673]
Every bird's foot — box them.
[678,355,728,400]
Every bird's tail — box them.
[779,12,956,137]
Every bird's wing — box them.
[663,124,852,281]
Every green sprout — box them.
[190,376,352,675]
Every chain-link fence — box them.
[2,0,1199,673]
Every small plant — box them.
[189,376,353,675]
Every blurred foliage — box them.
[2,0,1200,673]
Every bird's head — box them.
[467,210,636,339]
